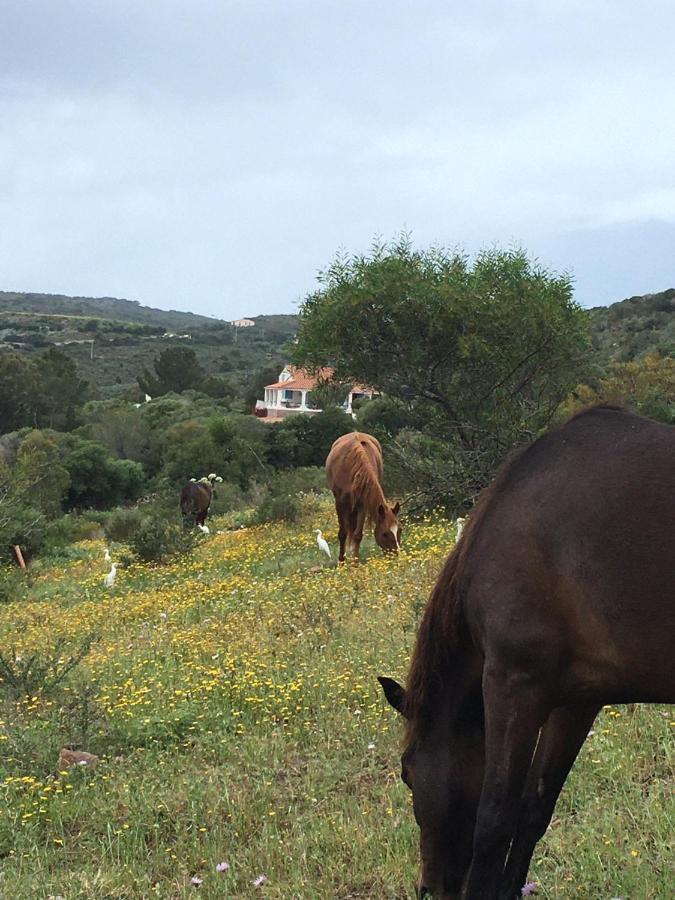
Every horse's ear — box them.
[392,501,401,516]
[377,676,408,716]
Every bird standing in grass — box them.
[104,547,111,564]
[104,562,118,588]
[197,523,210,534]
[315,529,332,559]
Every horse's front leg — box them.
[335,495,349,563]
[462,667,548,900]
[498,702,600,899]
[351,507,366,563]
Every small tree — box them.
[13,431,70,517]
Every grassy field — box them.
[0,498,672,899]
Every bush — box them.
[0,504,47,563]
[104,506,144,542]
[0,567,26,605]
[251,494,301,525]
[42,514,105,558]
[129,514,198,563]
[266,467,327,498]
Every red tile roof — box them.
[265,367,333,390]
[265,367,374,394]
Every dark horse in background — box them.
[379,406,674,899]
[180,481,212,528]
[326,431,401,562]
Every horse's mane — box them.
[402,404,633,746]
[402,465,507,745]
[343,437,386,522]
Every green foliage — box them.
[251,493,302,525]
[356,395,414,441]
[35,348,91,430]
[60,435,145,509]
[0,462,48,562]
[562,352,675,424]
[295,237,591,510]
[308,377,351,410]
[267,407,354,468]
[128,514,198,563]
[104,506,144,542]
[0,353,41,431]
[13,430,70,517]
[590,289,675,363]
[138,346,205,396]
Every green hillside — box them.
[0,292,298,398]
[590,288,675,363]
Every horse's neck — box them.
[359,460,386,517]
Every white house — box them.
[231,318,255,328]
[255,366,375,420]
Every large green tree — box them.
[0,353,40,432]
[138,347,205,396]
[35,348,90,430]
[295,238,591,510]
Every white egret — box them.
[144,393,152,402]
[315,529,332,559]
[104,562,118,588]
[455,517,467,541]
[197,523,210,534]
[104,547,111,564]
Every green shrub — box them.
[104,506,144,542]
[267,466,327,498]
[251,494,301,525]
[129,514,198,563]
[0,566,26,605]
[0,504,47,563]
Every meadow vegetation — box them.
[0,498,672,898]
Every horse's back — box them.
[463,407,675,702]
[326,431,382,493]
[180,482,211,514]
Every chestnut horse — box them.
[326,431,401,562]
[180,482,212,527]
[379,406,674,899]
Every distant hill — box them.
[589,288,674,363]
[0,291,299,397]
[0,291,224,331]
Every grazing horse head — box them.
[379,627,485,898]
[379,407,675,900]
[374,501,402,552]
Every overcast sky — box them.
[1,1,674,319]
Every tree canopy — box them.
[138,347,205,396]
[295,238,591,509]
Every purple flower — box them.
[252,874,268,887]
[190,876,203,887]
[521,882,538,896]
[216,862,230,873]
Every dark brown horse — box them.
[379,406,674,899]
[326,431,401,562]
[180,481,212,528]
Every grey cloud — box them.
[1,1,674,316]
